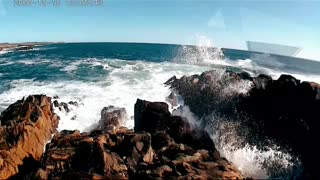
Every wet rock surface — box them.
[0,95,59,179]
[36,99,243,179]
[97,106,128,133]
[0,96,244,179]
[167,70,320,178]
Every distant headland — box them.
[0,42,63,52]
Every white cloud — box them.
[208,9,226,29]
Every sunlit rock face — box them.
[0,95,59,179]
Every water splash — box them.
[174,35,224,64]
[204,114,301,179]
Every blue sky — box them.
[0,0,319,60]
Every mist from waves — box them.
[204,114,302,179]
[173,35,320,84]
[171,67,303,179]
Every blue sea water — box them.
[0,42,319,178]
[0,42,319,84]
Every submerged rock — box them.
[68,101,79,107]
[0,95,59,179]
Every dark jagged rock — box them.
[1,96,244,179]
[252,74,273,90]
[52,100,71,113]
[68,101,79,107]
[166,92,178,107]
[237,71,253,81]
[60,102,70,113]
[36,99,243,179]
[134,99,171,133]
[167,70,320,178]
[37,130,129,179]
[164,75,177,85]
[97,106,127,133]
[53,100,59,107]
[0,95,59,179]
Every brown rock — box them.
[38,130,128,179]
[97,106,128,133]
[153,165,173,177]
[0,95,59,179]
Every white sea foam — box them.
[0,59,210,132]
[16,59,51,65]
[205,115,300,179]
[0,50,12,55]
[61,58,110,73]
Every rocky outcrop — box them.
[32,100,244,179]
[53,99,79,113]
[132,99,241,179]
[0,95,59,179]
[97,106,128,133]
[35,130,129,179]
[240,74,320,178]
[167,70,320,178]
[0,95,244,179]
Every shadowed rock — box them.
[167,70,320,178]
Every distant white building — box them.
[246,41,302,57]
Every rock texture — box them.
[97,106,128,133]
[0,95,59,179]
[0,95,244,179]
[167,70,320,178]
[32,100,243,179]
[36,130,129,179]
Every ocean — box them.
[0,42,319,178]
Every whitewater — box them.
[0,41,319,179]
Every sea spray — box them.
[204,113,301,178]
[168,68,303,179]
[174,34,224,64]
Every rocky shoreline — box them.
[0,42,56,53]
[0,70,319,179]
[166,70,320,178]
[0,95,244,179]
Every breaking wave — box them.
[0,59,210,131]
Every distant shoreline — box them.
[0,42,61,52]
